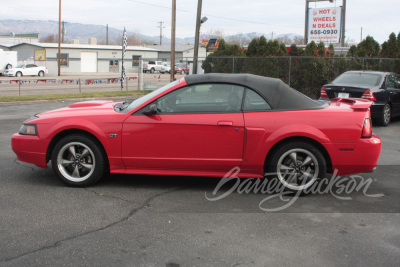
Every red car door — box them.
[122,83,245,173]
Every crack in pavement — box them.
[1,186,185,263]
[83,188,132,203]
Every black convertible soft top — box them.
[185,73,324,110]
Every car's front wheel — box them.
[51,134,107,187]
[267,142,326,193]
[150,68,155,73]
[38,71,44,77]
[16,72,22,77]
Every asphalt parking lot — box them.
[0,100,399,266]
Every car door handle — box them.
[217,121,233,126]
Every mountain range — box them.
[0,20,302,46]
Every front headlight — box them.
[19,124,37,135]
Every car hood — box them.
[34,100,120,120]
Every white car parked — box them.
[3,64,48,77]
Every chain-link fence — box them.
[202,56,400,99]
[2,56,399,98]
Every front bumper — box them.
[11,133,48,168]
[3,73,15,77]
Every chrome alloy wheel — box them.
[384,104,391,125]
[276,148,319,191]
[57,142,95,182]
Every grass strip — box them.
[0,90,152,103]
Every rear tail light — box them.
[320,87,328,98]
[361,90,376,101]
[361,118,372,138]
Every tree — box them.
[356,36,380,58]
[201,39,244,73]
[288,44,304,56]
[317,42,326,57]
[347,45,357,57]
[327,44,335,57]
[40,34,57,43]
[305,41,318,56]
[380,32,398,58]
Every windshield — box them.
[332,73,382,87]
[123,79,181,113]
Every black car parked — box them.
[319,71,400,126]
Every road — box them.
[0,73,181,96]
[0,100,399,266]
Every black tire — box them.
[51,134,107,187]
[376,103,391,126]
[267,142,326,193]
[181,70,185,75]
[16,71,22,77]
[6,64,12,69]
[38,71,44,77]
[150,68,155,73]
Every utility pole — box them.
[192,0,203,75]
[304,0,309,45]
[106,24,109,45]
[156,21,165,45]
[62,21,66,43]
[341,0,346,47]
[58,0,61,76]
[360,27,362,42]
[171,1,176,81]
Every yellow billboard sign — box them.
[34,49,46,61]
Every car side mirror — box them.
[144,104,157,116]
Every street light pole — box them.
[58,0,61,76]
[192,0,203,75]
[171,0,176,82]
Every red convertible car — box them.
[12,74,381,192]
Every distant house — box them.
[0,33,39,45]
[144,45,207,63]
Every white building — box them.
[7,43,159,76]
[5,42,207,76]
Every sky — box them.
[1,0,399,44]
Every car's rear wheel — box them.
[150,68,155,73]
[377,103,391,126]
[16,72,22,77]
[51,134,107,187]
[38,71,44,77]
[267,142,326,193]
[181,70,185,75]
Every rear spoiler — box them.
[331,98,372,110]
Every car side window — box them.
[243,89,271,111]
[395,75,400,89]
[156,83,245,114]
[386,75,397,89]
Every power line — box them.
[156,21,166,45]
[128,0,303,29]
